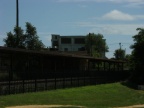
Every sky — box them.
[0,0,144,58]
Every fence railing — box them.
[0,70,130,95]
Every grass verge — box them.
[0,83,144,108]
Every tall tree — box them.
[3,22,45,50]
[130,28,144,84]
[25,22,45,50]
[85,33,109,58]
[114,49,125,60]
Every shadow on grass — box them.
[121,81,138,90]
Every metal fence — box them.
[0,70,129,95]
[0,47,130,95]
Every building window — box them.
[64,48,68,51]
[53,41,58,47]
[55,36,57,39]
[61,38,71,44]
[78,47,85,51]
[74,38,85,44]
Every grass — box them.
[0,83,144,108]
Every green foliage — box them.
[0,83,144,108]
[85,33,109,58]
[124,54,134,70]
[131,28,144,69]
[114,49,125,60]
[130,28,144,84]
[3,22,45,50]
[3,27,25,48]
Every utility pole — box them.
[16,0,19,28]
[119,43,121,50]
[16,0,19,47]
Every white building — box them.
[51,34,86,51]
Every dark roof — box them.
[0,46,125,63]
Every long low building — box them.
[0,46,129,95]
[0,46,126,77]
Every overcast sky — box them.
[0,0,144,58]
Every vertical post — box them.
[119,43,121,50]
[16,0,19,47]
[34,79,37,92]
[104,61,106,71]
[27,55,30,91]
[91,33,92,56]
[104,39,106,58]
[114,62,116,71]
[16,0,19,28]
[77,59,80,87]
[117,63,120,71]
[70,59,73,87]
[22,57,25,93]
[108,62,111,71]
[83,66,85,86]
[34,57,37,92]
[9,54,13,95]
[98,62,100,71]
[42,56,47,90]
[63,58,65,89]
[54,58,57,90]
[88,60,91,85]
[121,62,124,71]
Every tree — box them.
[25,22,45,50]
[3,26,25,48]
[125,54,135,71]
[85,33,109,58]
[114,49,125,60]
[130,28,144,84]
[3,22,45,50]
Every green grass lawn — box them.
[0,83,144,108]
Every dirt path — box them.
[5,104,144,108]
[115,104,144,108]
[6,105,86,108]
